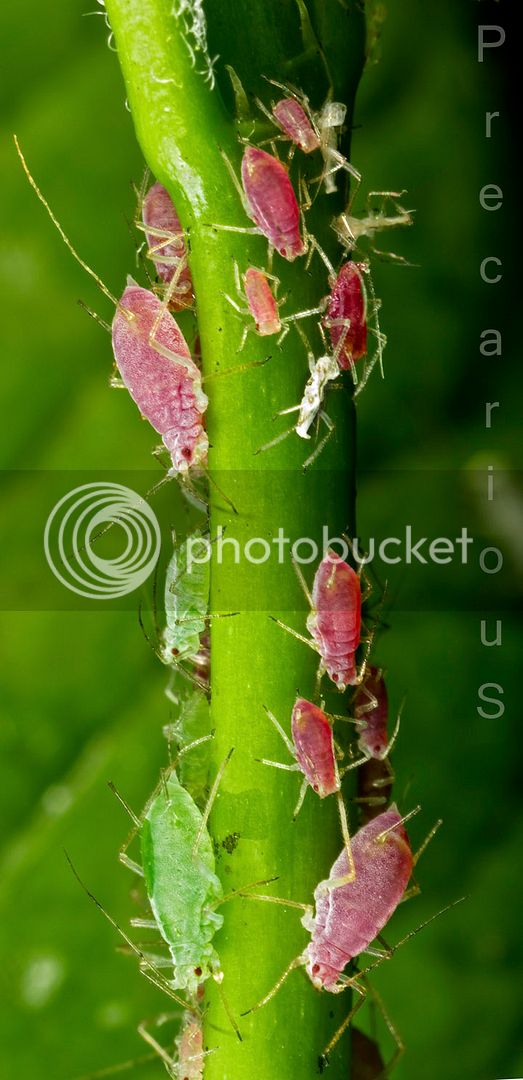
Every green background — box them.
[0,2,520,1078]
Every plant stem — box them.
[104,1,365,1074]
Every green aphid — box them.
[161,532,210,669]
[164,692,212,806]
[140,768,224,998]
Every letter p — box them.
[478,25,505,63]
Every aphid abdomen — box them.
[325,262,368,370]
[141,772,223,996]
[303,806,412,990]
[291,698,338,798]
[176,1018,204,1079]
[272,98,320,154]
[162,534,210,664]
[142,181,194,308]
[111,282,208,475]
[241,147,305,261]
[355,666,389,760]
[243,267,281,335]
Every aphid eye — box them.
[182,447,191,459]
[312,963,320,976]
[194,966,202,976]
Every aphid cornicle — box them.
[141,180,195,310]
[112,280,208,476]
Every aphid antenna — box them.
[376,804,421,844]
[269,615,318,654]
[14,137,122,313]
[72,1049,158,1080]
[63,851,200,1014]
[215,978,243,1042]
[216,876,281,908]
[77,299,112,334]
[192,747,235,858]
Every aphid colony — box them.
[16,84,426,1077]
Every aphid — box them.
[217,145,306,262]
[161,532,210,673]
[15,140,207,480]
[242,146,305,260]
[261,698,356,885]
[256,346,340,469]
[242,807,456,1062]
[257,78,360,195]
[333,190,413,263]
[112,280,208,476]
[354,666,400,766]
[225,264,324,350]
[111,752,233,1001]
[323,260,387,397]
[163,690,212,807]
[271,550,369,691]
[141,180,195,310]
[137,1011,208,1079]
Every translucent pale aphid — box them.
[308,550,362,690]
[241,146,305,261]
[243,267,281,335]
[333,191,413,257]
[162,532,210,669]
[272,98,321,154]
[302,806,412,991]
[112,280,208,476]
[142,181,194,311]
[354,665,390,760]
[176,1017,204,1079]
[324,261,368,372]
[351,1027,385,1080]
[140,769,223,996]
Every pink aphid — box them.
[307,550,362,691]
[243,267,281,336]
[142,181,194,310]
[112,280,208,475]
[292,697,338,797]
[302,806,412,992]
[354,665,390,760]
[324,262,368,372]
[272,97,320,154]
[241,146,305,261]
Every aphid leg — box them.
[363,979,405,1079]
[64,853,199,1015]
[318,791,356,892]
[319,981,367,1065]
[192,748,234,857]
[263,704,297,758]
[302,410,335,470]
[137,1013,181,1073]
[269,615,318,653]
[412,818,443,868]
[291,557,314,607]
[215,979,243,1043]
[292,777,309,819]
[357,898,466,986]
[240,955,303,1016]
[107,782,145,878]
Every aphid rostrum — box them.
[141,179,195,310]
[261,698,356,886]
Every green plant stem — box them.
[104,1,365,1075]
